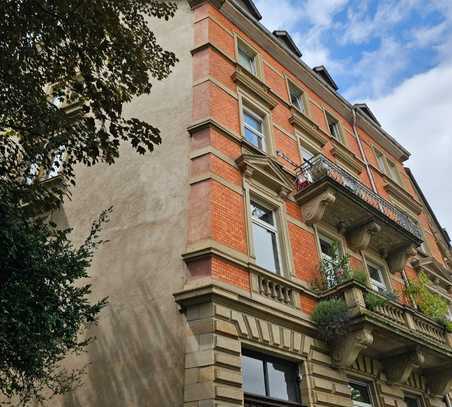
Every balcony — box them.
[321,281,452,395]
[294,155,422,273]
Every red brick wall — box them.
[186,2,447,309]
[212,256,250,291]
[211,181,247,254]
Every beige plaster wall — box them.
[48,2,193,406]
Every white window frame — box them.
[242,106,266,151]
[326,112,342,142]
[288,81,306,113]
[238,41,257,76]
[250,199,283,275]
[366,259,388,293]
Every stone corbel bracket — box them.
[387,244,417,274]
[426,365,452,396]
[347,220,381,252]
[300,188,336,226]
[332,327,373,369]
[382,348,424,384]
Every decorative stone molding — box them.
[382,349,425,384]
[332,327,374,368]
[299,188,336,226]
[231,310,312,355]
[232,67,278,110]
[387,244,416,274]
[289,108,328,148]
[330,144,364,175]
[384,181,422,216]
[236,153,294,196]
[426,366,452,396]
[346,220,382,251]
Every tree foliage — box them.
[0,207,110,404]
[0,0,177,403]
[0,0,177,210]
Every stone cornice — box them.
[289,108,328,148]
[232,66,278,109]
[384,180,423,215]
[330,143,364,175]
[173,277,317,335]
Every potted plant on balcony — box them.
[311,298,350,342]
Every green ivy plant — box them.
[404,272,451,332]
[311,299,350,342]
[364,290,397,310]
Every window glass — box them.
[387,160,401,184]
[319,235,338,261]
[326,113,342,141]
[242,350,300,403]
[267,359,299,402]
[238,45,256,75]
[350,382,373,407]
[243,110,264,150]
[251,201,280,273]
[405,396,421,407]
[375,150,387,174]
[242,354,266,396]
[289,83,305,113]
[300,145,315,164]
[367,261,387,293]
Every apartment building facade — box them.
[50,1,452,406]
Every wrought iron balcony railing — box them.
[296,155,422,240]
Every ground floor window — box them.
[242,349,301,405]
[405,395,423,407]
[349,381,374,407]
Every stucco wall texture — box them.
[48,2,193,406]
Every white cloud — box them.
[344,37,409,100]
[253,0,303,31]
[411,22,447,47]
[367,64,452,233]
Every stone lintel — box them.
[382,348,425,384]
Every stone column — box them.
[183,302,243,407]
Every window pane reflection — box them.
[242,354,266,397]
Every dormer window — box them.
[238,40,257,76]
[288,82,306,113]
[326,112,342,142]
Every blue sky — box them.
[255,0,452,236]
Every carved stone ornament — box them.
[332,327,374,369]
[382,348,424,384]
[301,189,336,226]
[427,366,452,396]
[387,244,417,274]
[347,220,382,251]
